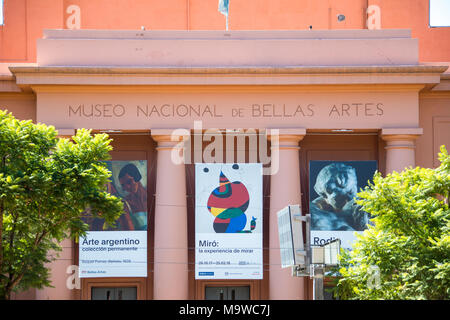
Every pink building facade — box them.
[1,1,449,300]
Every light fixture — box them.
[99,129,123,133]
[337,14,346,22]
[331,129,354,132]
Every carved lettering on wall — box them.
[67,102,385,119]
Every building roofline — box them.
[8,64,448,75]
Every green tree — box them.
[0,110,123,300]
[335,145,450,300]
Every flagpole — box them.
[226,15,229,31]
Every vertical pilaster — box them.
[268,129,306,300]
[152,129,189,299]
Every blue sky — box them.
[0,0,449,27]
[430,0,450,26]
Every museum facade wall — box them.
[1,29,449,300]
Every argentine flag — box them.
[218,0,229,30]
[218,0,229,17]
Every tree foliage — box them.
[0,110,123,300]
[334,145,450,300]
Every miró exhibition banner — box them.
[195,163,263,279]
[309,160,377,249]
[79,160,148,278]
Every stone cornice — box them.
[8,65,447,92]
[8,64,448,75]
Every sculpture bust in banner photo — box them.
[310,162,371,231]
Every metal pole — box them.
[305,214,311,268]
[313,265,324,300]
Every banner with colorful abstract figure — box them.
[309,160,377,249]
[79,160,148,278]
[195,163,263,280]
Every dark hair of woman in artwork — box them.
[118,163,147,231]
[119,163,142,182]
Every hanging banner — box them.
[309,160,377,249]
[79,160,148,278]
[195,163,263,279]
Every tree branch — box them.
[8,211,19,282]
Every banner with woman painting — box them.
[79,160,148,278]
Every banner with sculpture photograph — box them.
[195,163,263,279]
[309,160,377,249]
[79,160,148,278]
